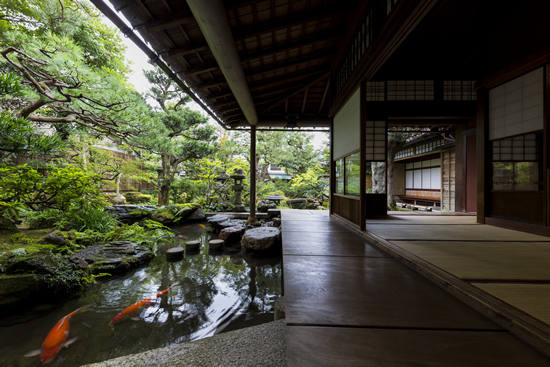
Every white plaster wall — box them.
[333,87,361,159]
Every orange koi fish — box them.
[25,304,92,364]
[197,224,206,228]
[180,224,193,229]
[110,286,174,324]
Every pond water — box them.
[0,223,282,367]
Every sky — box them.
[100,10,328,149]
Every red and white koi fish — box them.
[110,286,174,324]
[25,304,92,364]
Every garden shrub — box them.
[25,209,63,229]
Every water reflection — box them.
[0,224,282,367]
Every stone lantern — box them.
[230,168,246,212]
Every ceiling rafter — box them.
[260,72,329,113]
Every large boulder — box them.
[257,200,277,213]
[104,205,157,223]
[219,226,246,245]
[207,214,234,231]
[241,227,281,252]
[0,274,46,309]
[87,241,153,274]
[185,208,206,221]
[218,219,246,230]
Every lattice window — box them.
[443,81,476,101]
[387,80,434,100]
[365,120,386,161]
[366,81,385,101]
[395,147,413,159]
[416,139,444,154]
[335,10,372,94]
[492,133,539,162]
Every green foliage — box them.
[123,192,154,204]
[82,272,111,284]
[107,221,173,248]
[288,165,327,199]
[24,208,62,229]
[0,164,105,213]
[70,207,118,233]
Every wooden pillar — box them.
[360,81,366,231]
[476,87,488,224]
[329,117,334,215]
[248,126,259,225]
[545,64,550,226]
[455,125,465,212]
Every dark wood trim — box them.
[455,125,465,212]
[545,65,550,226]
[143,10,194,32]
[480,45,550,90]
[330,117,334,215]
[329,0,438,117]
[485,217,550,238]
[333,149,361,161]
[476,87,487,224]
[360,81,367,231]
[249,125,257,220]
[332,193,361,200]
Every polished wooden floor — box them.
[281,210,550,366]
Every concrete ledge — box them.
[83,320,286,367]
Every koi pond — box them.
[0,223,282,366]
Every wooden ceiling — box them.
[108,0,357,129]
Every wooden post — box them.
[476,86,488,224]
[329,117,334,215]
[248,126,259,225]
[360,81,366,231]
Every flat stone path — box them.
[281,209,550,366]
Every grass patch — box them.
[0,228,52,254]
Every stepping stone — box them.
[186,240,201,250]
[241,227,281,251]
[166,247,184,258]
[209,239,224,250]
[219,226,246,245]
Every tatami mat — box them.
[366,215,478,225]
[391,241,550,280]
[473,284,550,325]
[366,224,550,241]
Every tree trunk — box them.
[259,163,270,181]
[158,154,173,206]
[371,162,386,194]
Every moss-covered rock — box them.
[0,250,89,311]
[0,274,46,307]
[123,192,154,204]
[87,241,154,274]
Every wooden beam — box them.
[260,73,329,113]
[245,51,333,79]
[143,10,194,32]
[318,78,330,114]
[301,87,309,114]
[233,3,349,42]
[187,0,257,124]
[185,63,220,76]
[192,77,228,91]
[167,43,209,57]
[240,32,339,63]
